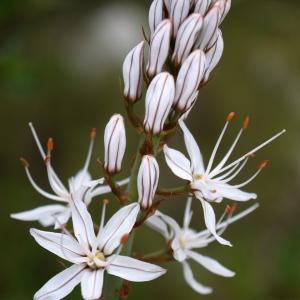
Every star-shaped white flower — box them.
[164,114,285,245]
[11,123,129,229]
[147,198,259,294]
[31,194,166,300]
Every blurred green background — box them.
[1,0,299,299]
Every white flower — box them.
[194,0,211,16]
[31,197,166,300]
[11,123,129,229]
[164,115,285,245]
[138,155,160,209]
[147,198,259,294]
[104,114,126,174]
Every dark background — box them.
[1,0,299,299]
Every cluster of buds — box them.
[123,0,231,136]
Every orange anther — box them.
[243,116,250,129]
[47,138,54,152]
[90,128,97,140]
[226,204,237,214]
[102,199,109,205]
[20,158,29,168]
[258,160,270,169]
[120,234,129,245]
[226,112,235,122]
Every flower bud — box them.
[174,50,206,111]
[149,0,165,36]
[194,5,220,50]
[194,0,211,16]
[144,72,175,135]
[203,29,223,82]
[172,13,203,66]
[212,0,231,24]
[170,0,190,36]
[104,114,126,174]
[138,155,159,209]
[123,41,145,102]
[147,19,172,78]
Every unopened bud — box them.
[138,155,160,209]
[123,41,145,102]
[104,114,126,174]
[147,20,172,78]
[194,0,211,15]
[144,72,175,134]
[203,29,224,82]
[172,13,203,66]
[149,0,165,36]
[213,0,231,24]
[194,5,220,50]
[170,0,190,36]
[174,50,206,111]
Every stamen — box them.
[120,234,129,245]
[226,204,237,215]
[216,158,249,183]
[243,116,250,130]
[258,160,270,169]
[229,168,263,189]
[20,157,29,168]
[23,166,66,202]
[212,129,286,176]
[47,138,54,153]
[90,128,97,140]
[205,113,234,175]
[226,112,235,121]
[99,199,109,231]
[29,122,46,159]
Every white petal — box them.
[73,170,92,191]
[81,269,104,300]
[70,197,96,248]
[34,264,85,300]
[155,210,182,236]
[107,255,166,282]
[54,208,72,230]
[212,182,257,201]
[30,228,85,264]
[98,203,140,255]
[199,199,232,246]
[182,261,212,295]
[146,214,171,240]
[179,120,205,174]
[186,250,235,277]
[163,145,192,181]
[11,205,66,227]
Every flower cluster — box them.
[12,0,285,299]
